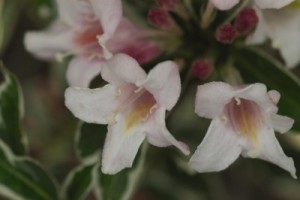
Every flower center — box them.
[55,17,104,62]
[124,90,157,132]
[224,97,264,157]
[74,20,103,56]
[106,86,157,134]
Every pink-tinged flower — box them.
[189,82,296,178]
[24,0,160,87]
[65,54,190,174]
[211,0,294,10]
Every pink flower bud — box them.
[234,8,259,34]
[156,0,178,11]
[148,8,173,29]
[192,59,214,80]
[215,24,237,44]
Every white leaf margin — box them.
[0,140,58,200]
[61,160,99,200]
[0,64,28,152]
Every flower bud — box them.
[192,59,214,80]
[148,8,173,29]
[215,24,237,44]
[234,8,259,34]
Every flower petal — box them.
[101,122,146,174]
[107,18,160,64]
[65,85,122,124]
[195,82,234,119]
[235,83,277,113]
[189,118,242,172]
[56,0,84,26]
[249,8,300,68]
[24,21,75,60]
[270,114,294,134]
[106,18,143,52]
[264,9,300,68]
[90,0,122,59]
[141,61,181,110]
[66,57,103,87]
[121,41,160,64]
[90,0,122,38]
[210,0,240,10]
[101,54,147,86]
[255,0,294,9]
[144,107,190,155]
[268,90,280,105]
[242,126,296,178]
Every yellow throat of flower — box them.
[225,97,264,157]
[287,0,300,10]
[124,94,157,133]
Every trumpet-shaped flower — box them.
[211,0,294,10]
[189,82,296,178]
[248,5,300,68]
[65,54,190,174]
[24,0,159,87]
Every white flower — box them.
[248,5,300,68]
[189,82,296,178]
[211,0,294,10]
[65,54,190,174]
[24,0,159,87]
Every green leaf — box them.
[61,163,97,200]
[234,47,300,131]
[0,64,26,155]
[0,140,58,200]
[95,143,147,200]
[75,122,107,161]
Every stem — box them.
[221,58,244,85]
[200,2,215,29]
[181,0,198,22]
[181,64,194,93]
[222,0,250,24]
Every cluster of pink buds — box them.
[216,8,259,44]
